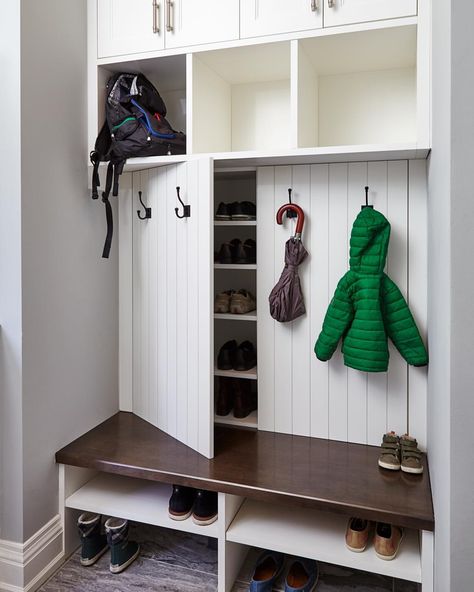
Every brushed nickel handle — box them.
[152,0,160,34]
[328,0,335,7]
[311,0,319,11]
[166,0,173,32]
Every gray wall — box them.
[0,1,24,543]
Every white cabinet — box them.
[98,0,164,58]
[240,0,322,39]
[164,0,240,50]
[324,0,417,28]
[131,160,214,458]
[97,0,239,58]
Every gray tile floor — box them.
[39,523,418,592]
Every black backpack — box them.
[90,73,186,258]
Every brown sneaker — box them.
[229,290,256,314]
[345,518,369,552]
[378,432,401,471]
[400,434,424,474]
[216,378,234,416]
[233,380,257,419]
[374,523,404,561]
[214,290,234,314]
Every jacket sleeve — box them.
[381,274,428,367]
[314,274,354,362]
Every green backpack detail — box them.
[314,208,428,373]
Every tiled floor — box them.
[39,524,418,592]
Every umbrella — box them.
[269,203,308,323]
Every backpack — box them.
[90,73,186,258]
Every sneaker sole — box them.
[80,545,108,566]
[110,545,140,574]
[192,514,218,526]
[215,215,231,220]
[378,460,401,471]
[231,215,255,221]
[401,465,424,474]
[169,509,193,521]
[375,531,404,561]
[345,543,367,553]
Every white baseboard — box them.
[0,515,64,592]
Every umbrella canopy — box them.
[269,237,308,323]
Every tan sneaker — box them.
[345,517,369,552]
[214,290,234,313]
[400,434,424,474]
[230,290,256,314]
[374,523,404,560]
[378,432,401,471]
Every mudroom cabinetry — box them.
[324,0,417,27]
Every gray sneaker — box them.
[230,290,256,314]
[214,290,234,313]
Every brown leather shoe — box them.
[374,523,404,560]
[216,378,234,416]
[233,380,257,419]
[345,517,369,552]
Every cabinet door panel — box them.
[132,160,213,458]
[165,0,239,49]
[324,0,417,28]
[240,0,322,39]
[98,0,164,58]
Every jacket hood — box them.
[349,208,391,274]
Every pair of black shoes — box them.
[169,486,218,526]
[215,201,256,221]
[217,238,256,264]
[217,340,257,371]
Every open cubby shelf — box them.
[214,410,258,429]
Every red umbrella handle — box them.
[276,204,305,237]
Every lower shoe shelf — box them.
[65,472,219,539]
[226,499,421,583]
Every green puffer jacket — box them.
[314,208,428,372]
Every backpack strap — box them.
[101,162,115,259]
[90,122,112,200]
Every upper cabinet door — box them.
[98,0,164,58]
[240,0,322,39]
[324,0,417,27]
[164,0,240,49]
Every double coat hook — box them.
[137,191,152,220]
[175,186,191,219]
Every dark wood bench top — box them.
[56,412,434,531]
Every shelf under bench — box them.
[56,412,433,532]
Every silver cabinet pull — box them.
[166,0,173,32]
[328,0,335,7]
[152,0,160,34]
[311,0,319,10]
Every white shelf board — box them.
[214,313,257,322]
[227,499,421,583]
[214,366,257,380]
[214,410,258,429]
[214,264,257,270]
[214,221,257,227]
[66,472,218,538]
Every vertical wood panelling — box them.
[156,168,168,431]
[273,166,294,435]
[257,167,276,432]
[310,165,329,439]
[132,171,144,421]
[327,163,349,442]
[147,169,158,427]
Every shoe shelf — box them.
[214,366,258,381]
[214,221,257,227]
[65,472,219,539]
[226,499,421,583]
[214,313,257,322]
[214,264,257,270]
[214,410,258,429]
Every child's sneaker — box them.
[400,434,424,474]
[378,432,401,471]
[105,518,140,573]
[77,513,108,566]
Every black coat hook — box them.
[361,186,373,210]
[137,191,152,220]
[287,188,297,219]
[175,186,191,219]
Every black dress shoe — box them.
[169,485,196,521]
[229,238,247,264]
[217,242,233,264]
[243,239,256,264]
[215,202,231,220]
[233,341,257,371]
[233,379,257,418]
[237,201,256,221]
[216,378,234,416]
[192,490,218,526]
[217,340,238,370]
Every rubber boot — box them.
[78,513,108,566]
[105,518,140,574]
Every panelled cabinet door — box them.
[132,160,214,458]
[240,0,322,39]
[164,0,240,49]
[98,0,164,58]
[324,0,417,28]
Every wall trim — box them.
[0,515,64,592]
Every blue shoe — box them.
[284,558,319,592]
[249,551,284,591]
